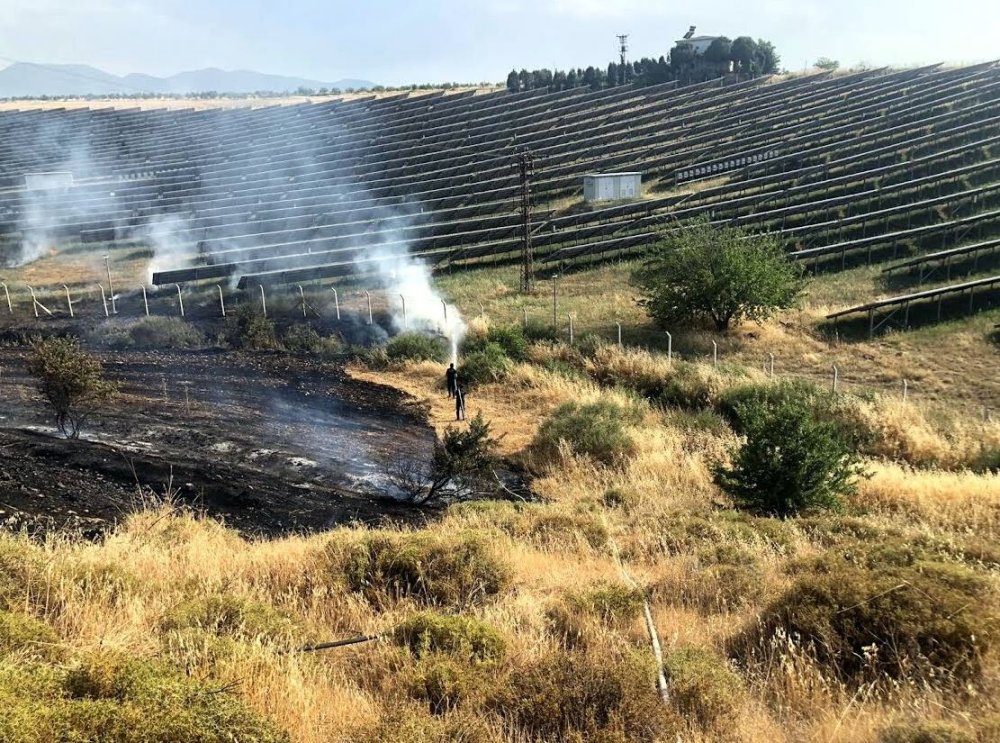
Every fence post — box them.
[442,299,448,326]
[567,315,574,345]
[175,284,185,317]
[62,285,74,318]
[26,286,38,318]
[104,254,117,315]
[522,307,528,327]
[551,276,558,330]
[832,365,839,394]
[216,285,226,317]
[665,331,672,368]
[712,340,718,367]
[97,284,109,317]
[299,285,307,318]
[364,290,372,325]
[331,288,340,320]
[616,322,622,347]
[1,282,10,314]
[902,379,909,402]
[141,286,149,317]
[400,294,407,329]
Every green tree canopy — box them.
[632,218,803,331]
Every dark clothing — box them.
[455,388,465,421]
[446,366,458,398]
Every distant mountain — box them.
[0,63,376,98]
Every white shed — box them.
[583,172,641,203]
[24,172,74,191]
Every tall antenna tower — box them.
[617,34,629,84]
[514,150,536,293]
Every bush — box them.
[522,318,558,343]
[0,654,289,742]
[0,610,59,660]
[673,564,759,614]
[462,324,529,361]
[491,647,677,742]
[391,612,506,662]
[385,332,448,363]
[457,343,511,387]
[224,305,280,350]
[656,361,717,410]
[663,647,745,729]
[713,395,865,517]
[0,538,42,611]
[26,336,118,438]
[531,400,640,468]
[282,323,339,355]
[731,550,998,684]
[160,595,299,642]
[404,656,476,715]
[100,317,206,351]
[567,583,645,626]
[341,533,511,608]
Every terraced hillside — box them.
[0,63,998,329]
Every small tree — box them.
[633,218,803,331]
[815,57,840,71]
[385,413,502,505]
[26,337,118,438]
[712,396,865,517]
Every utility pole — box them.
[617,34,629,85]
[515,150,536,293]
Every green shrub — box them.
[26,336,119,438]
[717,379,876,452]
[282,323,340,355]
[0,611,59,660]
[731,551,998,684]
[713,395,865,517]
[0,654,288,742]
[663,647,745,729]
[224,306,280,350]
[525,511,608,550]
[491,648,677,742]
[341,533,511,608]
[100,317,206,351]
[391,612,506,662]
[879,721,976,743]
[568,583,645,626]
[385,332,448,363]
[601,487,634,510]
[458,343,512,387]
[160,595,299,642]
[522,318,557,343]
[358,702,494,743]
[404,656,475,715]
[656,361,716,410]
[463,324,529,361]
[531,400,640,468]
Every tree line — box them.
[506,36,780,93]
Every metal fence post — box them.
[665,331,672,367]
[567,315,574,344]
[217,285,226,317]
[260,285,268,318]
[832,365,839,394]
[902,379,909,402]
[616,322,622,347]
[63,285,74,318]
[97,285,109,317]
[712,340,718,367]
[175,284,185,317]
[400,294,407,329]
[332,288,341,320]
[141,286,149,317]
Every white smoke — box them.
[137,214,197,286]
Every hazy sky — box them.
[0,0,996,85]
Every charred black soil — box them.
[0,347,438,537]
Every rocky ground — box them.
[0,348,438,537]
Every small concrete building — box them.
[583,172,641,203]
[24,172,73,191]
[674,35,723,55]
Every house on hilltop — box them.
[674,35,723,56]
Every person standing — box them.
[454,385,466,421]
[446,363,457,398]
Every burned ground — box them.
[0,346,438,537]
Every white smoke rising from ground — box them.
[363,237,467,357]
[139,214,196,285]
